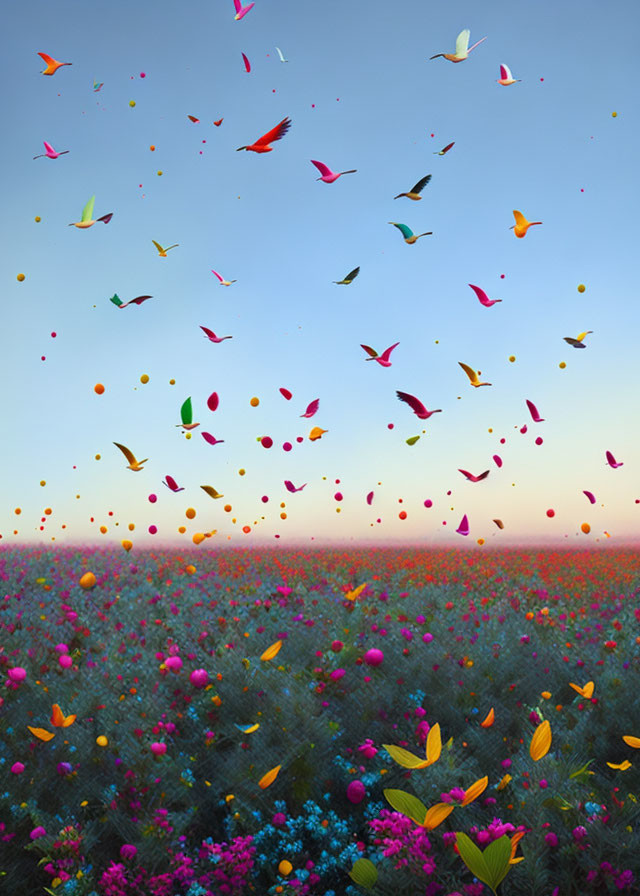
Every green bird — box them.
[333,266,360,285]
[176,397,200,431]
[389,222,433,244]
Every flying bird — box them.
[68,196,113,228]
[396,391,442,420]
[510,210,542,238]
[33,141,69,160]
[334,266,360,285]
[152,240,179,257]
[38,52,72,75]
[237,117,291,152]
[113,442,148,472]
[93,80,103,92]
[605,450,623,469]
[430,30,486,62]
[311,160,357,183]
[201,432,225,446]
[361,342,400,367]
[177,397,200,431]
[394,175,431,200]
[458,362,491,387]
[564,331,593,348]
[163,475,185,492]
[456,514,470,536]
[498,64,520,86]
[468,283,502,307]
[201,485,224,499]
[284,480,307,493]
[275,47,289,62]
[241,52,251,73]
[300,399,319,418]
[110,294,152,309]
[214,118,223,126]
[493,519,504,529]
[389,222,432,244]
[434,142,455,156]
[200,326,232,343]
[234,0,255,20]
[458,469,490,482]
[309,426,327,441]
[187,115,200,123]
[526,399,545,422]
[212,270,237,286]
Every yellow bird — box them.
[394,174,431,200]
[201,485,224,499]
[152,240,179,257]
[458,362,491,387]
[563,331,593,348]
[510,209,542,238]
[113,442,148,471]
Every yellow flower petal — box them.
[461,775,488,806]
[425,722,442,765]
[258,764,282,789]
[260,640,282,662]
[422,802,454,830]
[607,760,632,770]
[497,773,512,791]
[530,719,551,761]
[27,726,55,742]
[345,583,367,601]
[383,744,430,769]
[480,707,495,728]
[569,681,594,699]
[623,735,640,749]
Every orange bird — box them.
[38,52,72,76]
[510,209,542,238]
[237,117,291,153]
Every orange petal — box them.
[529,719,552,761]
[422,802,454,830]
[51,703,65,726]
[258,764,281,789]
[28,726,55,742]
[461,775,488,806]
[497,773,512,791]
[260,640,282,662]
[623,735,640,749]
[607,760,632,770]
[345,583,367,601]
[480,707,495,728]
[425,722,442,765]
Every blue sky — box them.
[2,0,638,546]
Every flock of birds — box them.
[27,9,621,542]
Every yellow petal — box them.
[27,726,55,742]
[422,802,454,830]
[529,719,551,761]
[607,760,632,770]
[383,744,430,769]
[425,722,442,765]
[345,583,367,601]
[480,707,495,728]
[569,681,594,699]
[260,640,282,662]
[258,764,281,789]
[623,735,640,749]
[509,856,526,864]
[51,704,76,727]
[510,831,526,860]
[497,773,512,791]
[461,775,488,806]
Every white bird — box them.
[497,63,520,86]
[430,29,487,63]
[275,47,289,63]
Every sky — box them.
[1,0,638,547]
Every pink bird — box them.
[526,399,545,423]
[212,269,236,286]
[234,0,255,19]
[456,514,470,536]
[200,326,232,343]
[202,432,224,446]
[310,160,357,184]
[300,398,319,418]
[33,140,69,160]
[163,475,185,493]
[361,342,400,367]
[605,450,623,469]
[468,283,502,307]
[458,469,490,483]
[284,480,307,493]
[583,490,597,504]
[396,391,442,420]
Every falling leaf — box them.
[258,764,281,789]
[426,722,442,765]
[383,744,430,769]
[569,681,594,699]
[51,704,76,727]
[348,858,378,890]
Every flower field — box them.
[1,546,640,895]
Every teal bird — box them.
[176,397,200,431]
[389,222,432,244]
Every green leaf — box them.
[81,195,95,223]
[455,832,493,891]
[406,435,420,446]
[383,744,428,768]
[569,759,595,779]
[383,789,428,826]
[180,396,193,425]
[483,835,512,889]
[348,857,378,890]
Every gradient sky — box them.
[2,0,638,546]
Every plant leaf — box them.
[425,722,442,764]
[348,858,378,890]
[455,831,492,890]
[383,744,429,768]
[383,789,428,826]
[483,835,512,889]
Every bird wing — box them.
[180,397,194,425]
[255,117,291,146]
[344,266,360,282]
[360,344,378,358]
[97,213,113,224]
[458,362,478,383]
[110,294,123,307]
[165,244,179,251]
[605,451,617,465]
[211,269,224,282]
[43,141,55,154]
[311,159,332,177]
[396,390,427,416]
[201,326,216,339]
[187,115,199,123]
[576,331,593,342]
[493,519,504,529]
[512,210,527,227]
[275,47,285,61]
[201,485,221,498]
[390,222,413,239]
[500,64,512,80]
[284,481,297,492]
[201,432,223,445]
[410,174,431,194]
[129,295,152,306]
[81,195,95,222]
[458,469,473,480]
[380,342,400,360]
[441,142,455,154]
[468,283,490,305]
[303,398,320,417]
[455,29,470,55]
[233,0,242,11]
[114,442,136,465]
[152,240,164,253]
[164,475,179,490]
[476,470,490,480]
[38,52,55,64]
[526,399,541,421]
[242,52,251,72]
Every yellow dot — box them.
[40,480,46,486]
[157,170,163,176]
[559,361,566,369]
[250,397,259,407]
[17,273,25,282]
[185,565,196,575]
[128,523,135,531]
[129,100,136,107]
[238,468,246,476]
[577,284,586,293]
[94,383,105,395]
[100,525,107,534]
[169,378,175,385]
[14,507,21,515]
[140,374,149,384]
[35,216,41,223]
[488,428,493,433]
[95,454,101,461]
[192,533,205,544]
[96,736,108,746]
[508,355,516,362]
[281,512,288,519]
[185,432,192,440]
[278,861,293,876]
[612,111,617,118]
[186,508,196,520]
[335,508,340,513]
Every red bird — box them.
[396,391,442,420]
[237,117,291,153]
[458,469,490,483]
